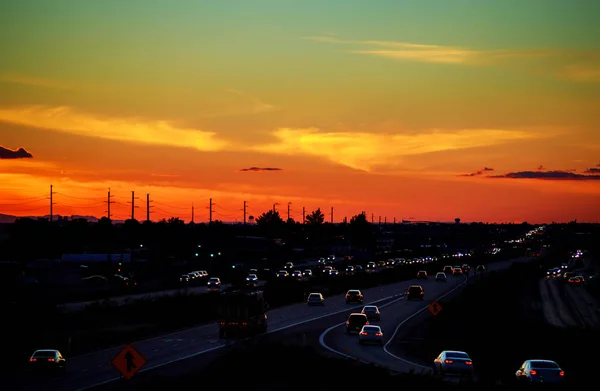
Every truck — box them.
[218,289,268,339]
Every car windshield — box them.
[209,278,219,282]
[363,306,376,312]
[33,350,56,358]
[446,352,469,359]
[531,361,559,369]
[309,294,320,298]
[248,274,257,278]
[348,290,360,295]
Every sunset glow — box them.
[1,0,599,223]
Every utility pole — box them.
[287,202,291,221]
[49,184,56,221]
[243,201,247,225]
[330,207,334,224]
[371,213,374,224]
[384,216,387,225]
[146,194,153,222]
[272,203,276,212]
[394,217,396,224]
[379,216,381,225]
[191,203,195,224]
[127,191,139,220]
[302,207,305,224]
[209,198,213,223]
[104,188,115,220]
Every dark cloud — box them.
[489,170,600,180]
[458,167,494,177]
[0,146,33,159]
[237,167,282,172]
[584,167,600,174]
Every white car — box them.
[307,293,324,306]
[434,350,474,376]
[515,360,564,384]
[302,269,313,277]
[358,325,383,345]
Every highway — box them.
[320,257,533,375]
[19,271,407,391]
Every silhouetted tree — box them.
[256,210,284,228]
[349,212,373,249]
[305,208,325,225]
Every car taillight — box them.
[444,360,453,364]
[375,333,382,336]
[559,371,564,376]
[241,322,247,326]
[360,332,367,335]
[465,361,472,365]
[48,358,55,362]
[346,321,349,325]
[365,321,369,324]
[220,322,224,325]
[530,370,537,375]
[30,358,36,362]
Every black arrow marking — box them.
[124,351,137,372]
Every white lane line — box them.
[318,278,468,370]
[382,278,468,370]
[74,292,406,391]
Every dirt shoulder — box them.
[386,260,598,386]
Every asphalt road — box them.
[17,272,409,391]
[320,257,533,376]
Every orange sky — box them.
[1,1,599,223]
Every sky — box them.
[1,0,599,224]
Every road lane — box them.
[320,257,533,374]
[20,273,415,391]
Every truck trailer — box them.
[218,289,268,339]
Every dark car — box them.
[361,305,381,320]
[345,289,364,304]
[416,270,428,280]
[346,313,369,334]
[29,349,66,374]
[407,285,424,300]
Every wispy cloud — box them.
[253,128,545,172]
[306,36,553,65]
[0,146,33,159]
[306,36,600,82]
[0,105,229,152]
[458,167,494,177]
[237,167,282,172]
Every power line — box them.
[104,188,115,220]
[0,197,47,206]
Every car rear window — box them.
[33,351,56,358]
[409,286,422,293]
[531,361,559,369]
[446,352,469,359]
[349,314,367,322]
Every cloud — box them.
[458,167,494,177]
[0,146,33,159]
[306,36,555,65]
[252,128,544,171]
[237,167,282,172]
[489,170,600,180]
[561,65,600,83]
[584,167,600,174]
[0,105,229,152]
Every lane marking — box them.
[74,291,406,391]
[318,278,468,370]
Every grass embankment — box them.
[394,260,598,386]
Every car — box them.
[284,262,294,270]
[453,267,463,276]
[358,325,383,345]
[329,269,339,276]
[180,274,191,283]
[355,265,363,272]
[302,269,313,277]
[435,272,447,282]
[291,270,303,278]
[461,264,470,273]
[361,305,381,320]
[345,265,355,275]
[575,275,585,284]
[322,266,333,274]
[406,285,424,300]
[29,349,67,374]
[546,267,561,277]
[307,292,325,306]
[346,289,364,304]
[434,350,473,376]
[476,265,486,274]
[276,270,289,278]
[515,360,564,384]
[246,273,258,286]
[443,265,454,275]
[366,262,377,271]
[568,276,583,285]
[346,313,369,334]
[207,277,221,290]
[416,270,428,280]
